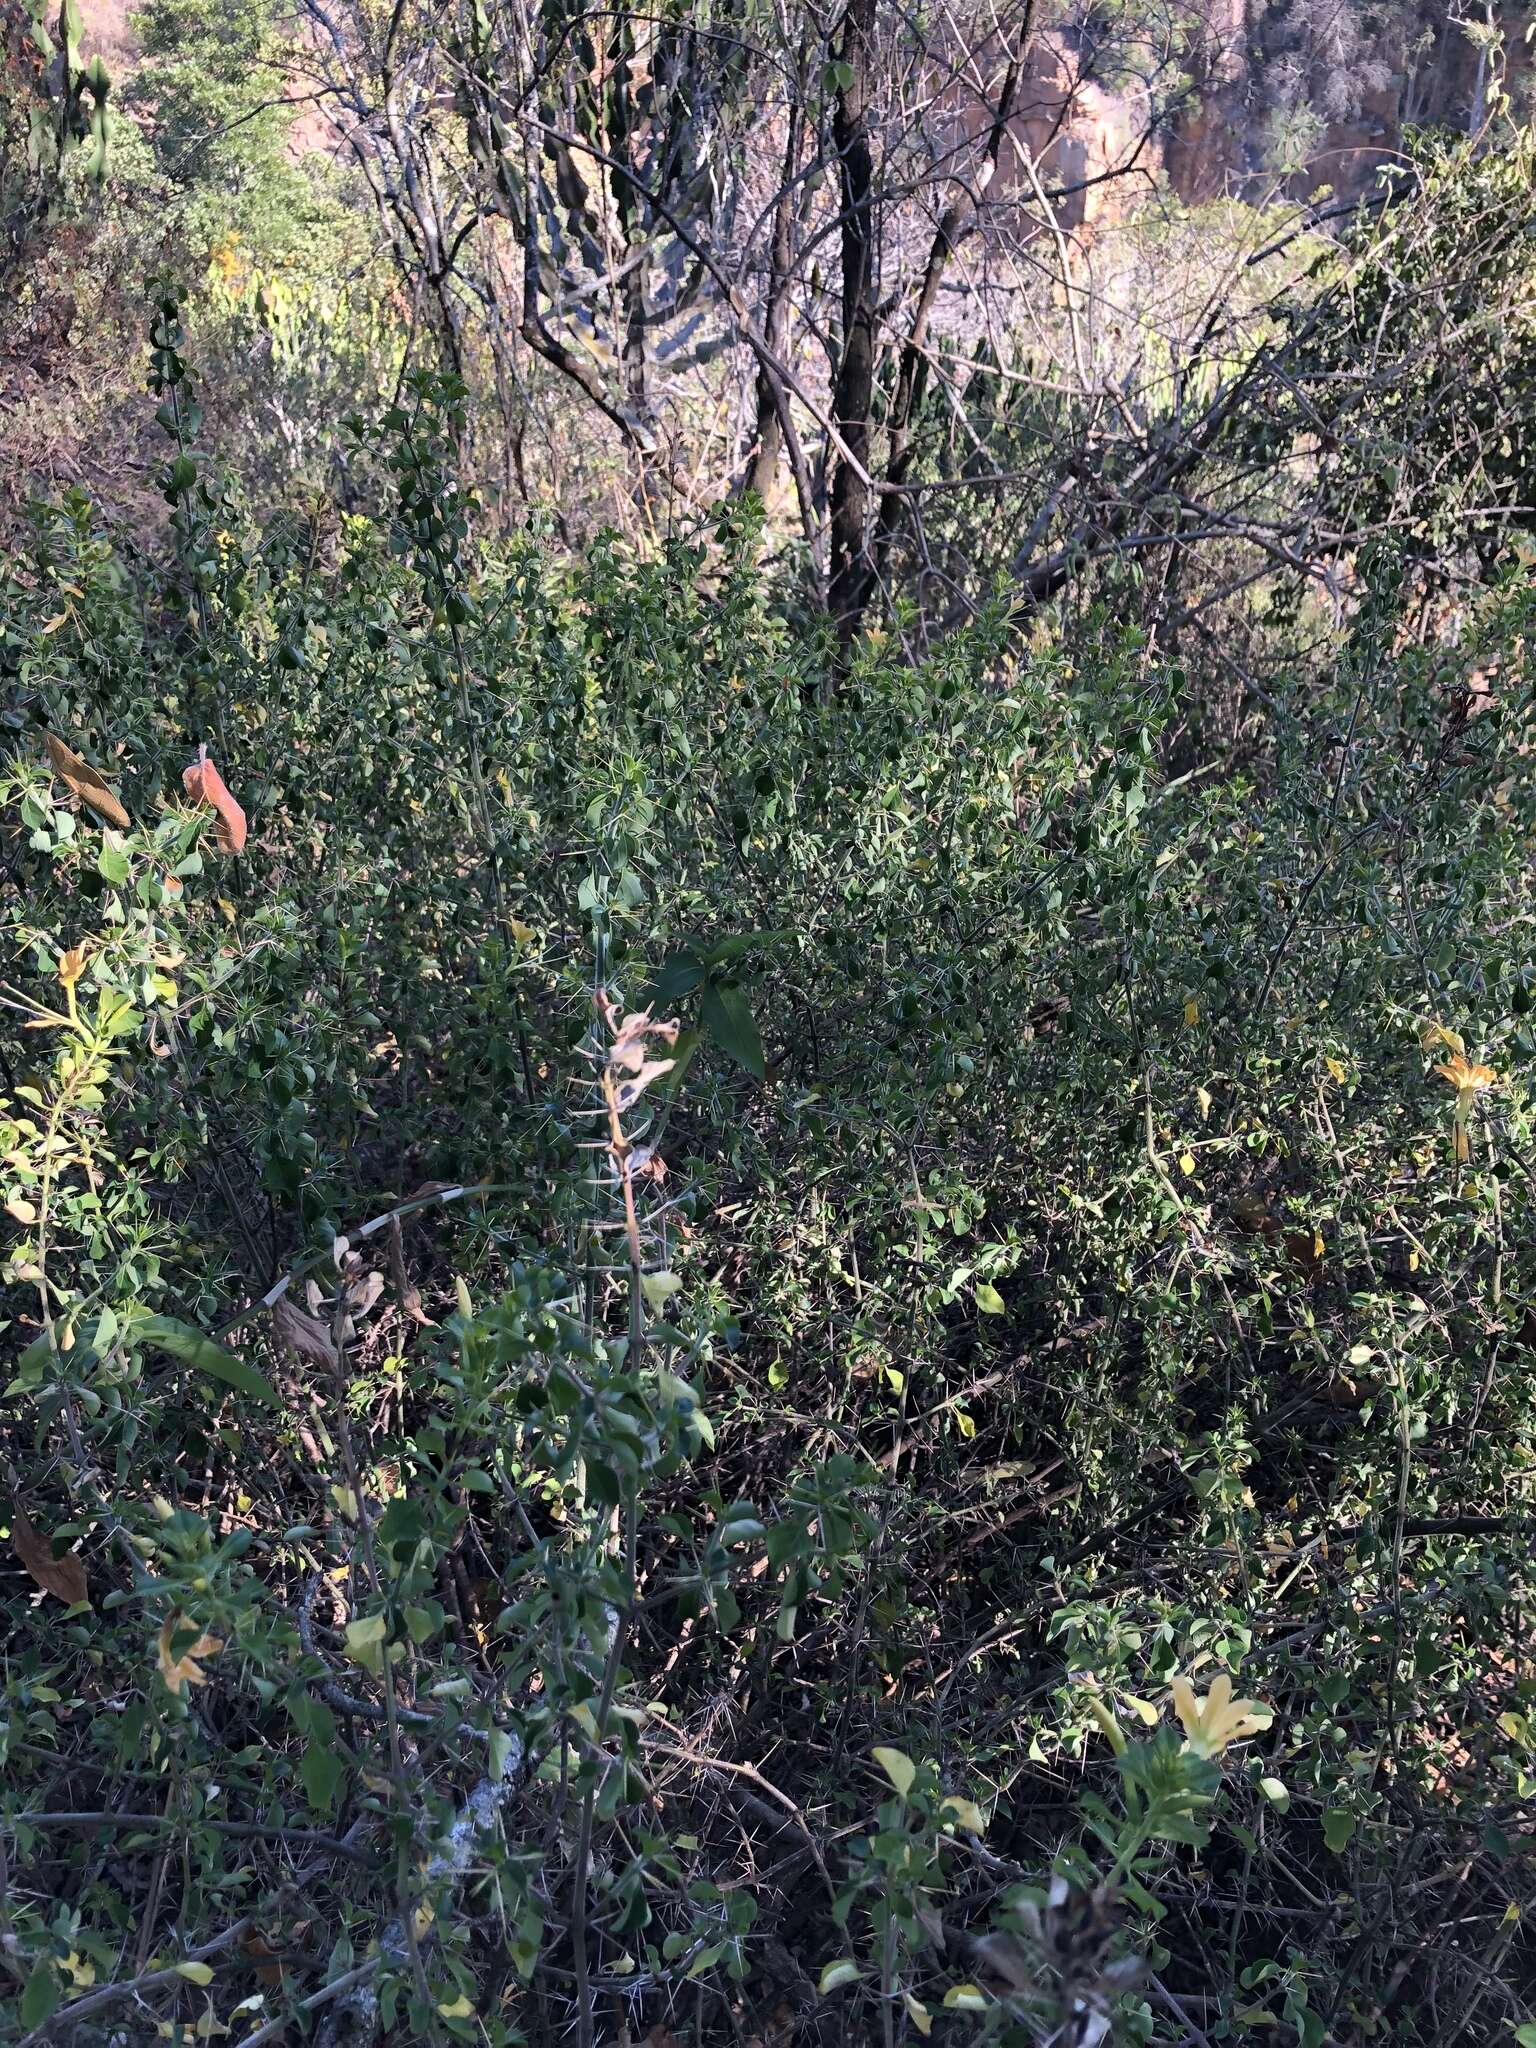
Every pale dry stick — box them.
[571,992,670,2048]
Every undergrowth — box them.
[6,342,1536,2045]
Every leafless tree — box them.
[285,0,1536,648]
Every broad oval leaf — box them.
[699,980,765,1079]
[872,1745,918,1797]
[817,1959,861,1994]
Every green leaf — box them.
[702,928,790,968]
[649,951,706,1002]
[974,1282,1005,1315]
[1259,1776,1290,1812]
[699,981,764,1079]
[137,1317,281,1408]
[96,842,130,884]
[345,1613,389,1673]
[1512,2025,1536,2046]
[1322,1809,1355,1853]
[300,1743,342,1814]
[872,1745,917,1797]
[20,1963,60,2029]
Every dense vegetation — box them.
[8,4,1536,2045]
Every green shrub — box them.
[6,347,1536,2044]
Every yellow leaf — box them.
[5,1196,37,1225]
[1196,1085,1212,1122]
[509,918,535,945]
[905,1992,933,2036]
[1184,998,1199,1027]
[436,1994,475,2018]
[640,1269,683,1311]
[1324,1056,1347,1084]
[872,1746,917,1797]
[58,946,87,989]
[173,1961,214,1986]
[1177,1151,1196,1177]
[818,1960,862,1994]
[157,1616,223,1695]
[939,1795,987,1834]
[1419,1020,1465,1056]
[217,898,236,923]
[61,1950,95,1988]
[944,1985,990,2011]
[954,1409,976,1439]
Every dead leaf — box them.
[1284,1228,1326,1271]
[1229,1191,1279,1238]
[45,734,130,830]
[11,1503,89,1605]
[240,1931,285,1989]
[612,1057,675,1114]
[598,991,680,1073]
[157,1614,222,1693]
[183,751,248,854]
[271,1295,338,1367]
[344,1269,385,1317]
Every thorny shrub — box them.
[5,347,1536,2044]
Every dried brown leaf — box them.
[45,734,129,830]
[612,1057,675,1114]
[345,1269,385,1317]
[271,1294,338,1367]
[183,751,248,854]
[240,1931,285,1989]
[11,1503,89,1605]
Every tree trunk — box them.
[825,0,879,645]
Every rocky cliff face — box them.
[1163,0,1512,206]
[990,2,1525,234]
[72,0,1526,233]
